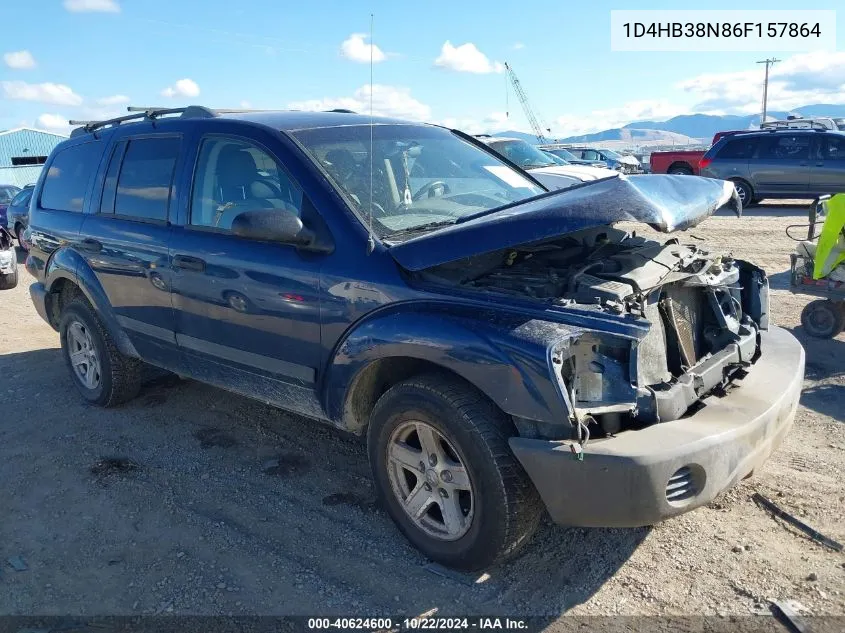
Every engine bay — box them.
[417,225,769,434]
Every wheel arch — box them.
[321,308,572,435]
[44,251,139,357]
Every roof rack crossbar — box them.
[70,105,221,137]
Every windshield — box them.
[541,151,569,165]
[601,148,622,159]
[292,124,544,239]
[487,140,556,169]
[548,148,579,161]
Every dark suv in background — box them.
[699,129,845,205]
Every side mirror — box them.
[231,209,316,246]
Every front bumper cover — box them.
[510,325,804,527]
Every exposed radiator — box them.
[660,286,704,369]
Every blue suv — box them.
[27,106,803,570]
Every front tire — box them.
[801,299,845,338]
[59,298,143,406]
[368,374,542,570]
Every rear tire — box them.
[59,298,143,406]
[15,225,28,252]
[730,179,754,208]
[668,164,694,175]
[800,299,845,339]
[368,373,543,570]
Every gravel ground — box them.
[0,202,843,622]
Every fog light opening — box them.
[666,464,706,507]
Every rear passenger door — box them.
[80,134,182,369]
[750,134,812,196]
[809,135,845,195]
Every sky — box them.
[0,0,844,138]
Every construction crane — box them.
[504,62,551,143]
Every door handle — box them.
[79,238,102,253]
[172,254,206,272]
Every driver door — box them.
[169,134,325,415]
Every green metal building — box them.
[0,127,67,188]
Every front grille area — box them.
[666,465,698,504]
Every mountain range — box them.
[493,104,845,146]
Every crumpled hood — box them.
[530,164,616,181]
[388,174,741,272]
[618,155,640,166]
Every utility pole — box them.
[757,58,780,127]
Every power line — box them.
[756,58,780,126]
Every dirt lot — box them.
[1,203,843,621]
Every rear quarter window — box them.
[715,137,758,160]
[40,142,103,212]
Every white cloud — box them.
[96,94,130,106]
[1,81,83,106]
[288,84,431,121]
[677,51,845,114]
[36,113,72,135]
[340,33,386,63]
[511,42,525,51]
[63,0,120,12]
[436,111,529,136]
[240,100,252,109]
[434,41,503,74]
[161,78,200,99]
[3,50,36,70]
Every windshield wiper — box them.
[386,219,457,239]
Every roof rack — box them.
[69,105,288,137]
[760,119,832,131]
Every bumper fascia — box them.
[510,325,804,527]
[29,282,52,326]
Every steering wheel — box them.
[412,180,451,202]
[368,201,388,219]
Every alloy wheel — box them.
[67,321,101,389]
[386,420,474,541]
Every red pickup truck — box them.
[649,131,741,175]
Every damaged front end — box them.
[545,230,770,437]
[418,224,770,439]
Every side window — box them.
[113,137,179,222]
[716,137,757,160]
[823,137,845,161]
[40,142,102,212]
[190,137,303,231]
[99,141,127,214]
[758,135,811,160]
[583,150,598,161]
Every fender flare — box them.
[45,248,138,358]
[322,306,574,432]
